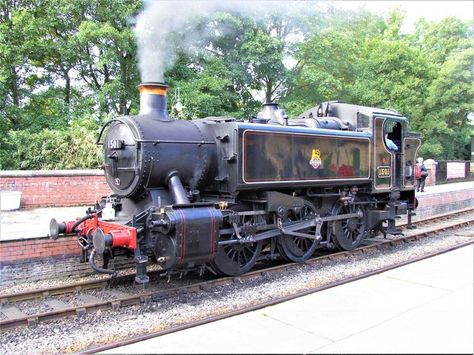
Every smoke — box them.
[134,0,319,82]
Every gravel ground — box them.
[12,300,54,316]
[1,224,472,355]
[0,261,166,296]
[55,289,114,307]
[0,269,116,295]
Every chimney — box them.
[137,82,172,121]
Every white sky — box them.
[331,0,474,32]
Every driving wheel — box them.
[329,201,366,251]
[277,202,319,262]
[212,238,263,276]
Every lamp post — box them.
[172,87,184,117]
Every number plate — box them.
[108,139,124,150]
[377,166,391,178]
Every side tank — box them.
[201,103,372,194]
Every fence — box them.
[434,160,474,185]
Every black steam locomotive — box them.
[50,82,421,284]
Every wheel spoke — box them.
[237,251,243,265]
[241,249,250,264]
[302,238,309,250]
[244,246,254,254]
[295,238,302,248]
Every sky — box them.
[331,1,474,32]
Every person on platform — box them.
[415,157,428,192]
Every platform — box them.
[102,244,473,354]
[0,206,87,241]
[0,181,472,241]
[414,180,473,194]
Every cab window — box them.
[383,120,401,152]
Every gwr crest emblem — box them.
[309,149,321,169]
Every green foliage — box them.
[410,16,474,159]
[419,47,474,159]
[283,11,386,116]
[384,8,406,40]
[413,17,471,64]
[1,1,473,168]
[284,28,362,116]
[166,55,242,119]
[71,0,142,115]
[0,119,102,170]
[0,0,141,169]
[196,12,306,109]
[352,38,433,119]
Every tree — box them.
[410,16,473,159]
[419,48,474,159]
[0,0,38,131]
[0,0,142,169]
[193,12,307,115]
[352,37,433,121]
[70,0,142,116]
[165,53,241,119]
[283,11,386,116]
[284,28,361,116]
[413,16,471,65]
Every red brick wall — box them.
[0,237,81,264]
[0,170,112,208]
[418,189,474,209]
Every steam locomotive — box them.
[50,82,421,284]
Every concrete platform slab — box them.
[106,310,333,354]
[0,206,87,240]
[417,180,473,195]
[385,246,473,291]
[313,284,473,354]
[255,274,450,343]
[102,245,474,354]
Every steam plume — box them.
[134,0,317,82]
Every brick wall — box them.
[0,236,81,264]
[0,170,112,208]
[0,239,135,285]
[0,235,137,285]
[418,189,474,210]
[415,188,474,220]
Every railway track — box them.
[0,208,473,332]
